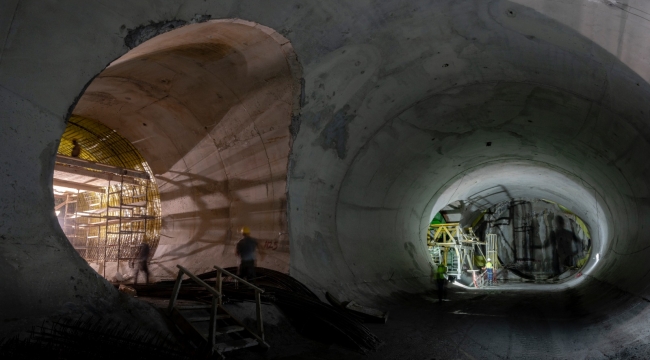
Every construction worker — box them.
[436,262,448,302]
[484,258,494,286]
[235,226,258,280]
[71,139,81,157]
[132,242,150,285]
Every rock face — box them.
[3,1,650,357]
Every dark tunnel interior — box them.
[2,0,650,358]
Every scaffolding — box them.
[486,233,499,273]
[55,115,161,279]
[56,156,160,278]
[427,223,490,287]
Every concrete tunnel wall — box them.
[72,20,302,280]
[2,0,650,347]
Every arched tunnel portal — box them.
[70,20,302,280]
[2,0,650,358]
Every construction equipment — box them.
[427,223,491,287]
[486,233,499,274]
[55,154,160,278]
[167,265,269,358]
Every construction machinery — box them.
[427,223,498,287]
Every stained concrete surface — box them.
[145,285,650,359]
[3,0,650,358]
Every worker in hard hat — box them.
[484,258,494,286]
[71,139,81,157]
[235,226,258,280]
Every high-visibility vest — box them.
[437,265,447,280]
[486,261,493,269]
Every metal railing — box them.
[213,265,266,343]
[167,265,266,351]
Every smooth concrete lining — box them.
[73,20,302,280]
[3,0,650,356]
[427,161,609,283]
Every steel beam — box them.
[53,178,104,193]
[55,155,149,180]
[54,163,139,185]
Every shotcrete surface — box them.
[3,0,650,357]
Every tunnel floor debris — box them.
[130,267,383,358]
[138,282,650,359]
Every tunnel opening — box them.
[53,115,161,281]
[60,19,302,283]
[7,1,650,358]
[427,198,593,288]
[425,161,608,291]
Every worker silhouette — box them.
[550,216,581,271]
[71,139,81,157]
[436,262,448,302]
[132,242,150,284]
[236,226,258,280]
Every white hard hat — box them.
[487,258,491,261]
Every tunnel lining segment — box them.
[71,19,303,281]
[424,160,608,286]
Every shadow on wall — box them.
[474,199,592,281]
[155,170,289,261]
[71,20,302,279]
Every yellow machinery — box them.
[428,223,496,287]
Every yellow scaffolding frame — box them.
[427,223,490,286]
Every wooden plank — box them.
[344,301,389,324]
[183,314,230,322]
[56,154,149,180]
[177,305,212,310]
[201,325,244,337]
[214,338,258,353]
[53,178,104,193]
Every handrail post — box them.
[255,290,264,341]
[216,268,223,306]
[208,296,218,351]
[168,268,184,313]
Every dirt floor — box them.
[141,284,650,360]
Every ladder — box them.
[486,233,499,272]
[449,251,460,274]
[168,265,269,358]
[429,247,442,265]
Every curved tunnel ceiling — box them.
[72,20,302,278]
[4,0,650,356]
[335,81,639,289]
[287,0,650,301]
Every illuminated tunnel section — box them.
[71,20,302,280]
[54,115,161,280]
[6,1,650,357]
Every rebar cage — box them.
[55,115,161,271]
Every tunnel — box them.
[2,0,650,358]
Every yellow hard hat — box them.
[241,226,251,235]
